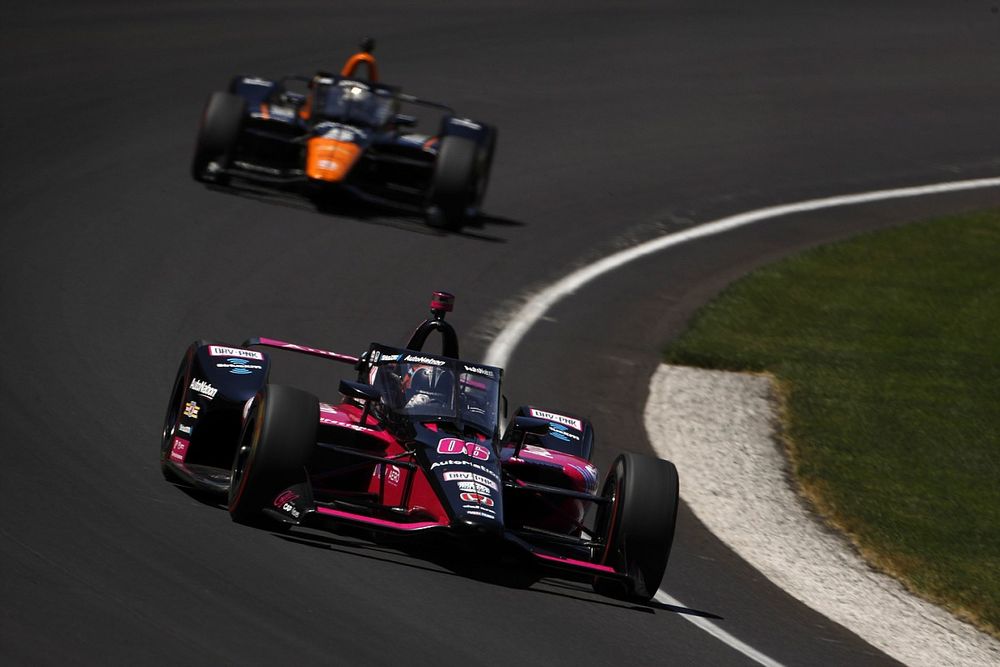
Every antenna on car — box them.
[429,291,454,318]
[405,291,459,358]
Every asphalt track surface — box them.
[4,2,1000,664]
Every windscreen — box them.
[367,348,501,435]
[315,81,394,128]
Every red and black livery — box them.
[161,292,680,602]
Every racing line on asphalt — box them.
[483,175,1000,667]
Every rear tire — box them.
[426,135,481,230]
[228,385,318,525]
[472,128,496,212]
[593,452,679,602]
[192,91,245,183]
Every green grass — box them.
[664,211,1000,635]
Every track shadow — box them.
[173,482,227,509]
[203,180,522,242]
[164,465,717,618]
[272,525,724,619]
[275,527,538,589]
[173,482,726,618]
[530,578,724,617]
[653,599,724,620]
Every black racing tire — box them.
[472,127,496,211]
[160,341,205,482]
[227,384,318,525]
[191,91,245,183]
[426,135,479,230]
[593,452,680,602]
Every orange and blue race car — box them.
[160,292,681,602]
[191,39,497,230]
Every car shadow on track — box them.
[275,528,494,580]
[531,579,724,618]
[274,527,724,619]
[173,483,228,508]
[167,484,723,619]
[202,182,524,242]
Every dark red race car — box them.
[160,292,679,601]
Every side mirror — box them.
[392,113,418,128]
[511,416,550,457]
[340,380,380,426]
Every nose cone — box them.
[453,517,504,543]
[306,139,362,181]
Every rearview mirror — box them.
[340,380,380,402]
[511,416,550,456]
[513,416,550,435]
[392,113,418,128]
[340,380,380,426]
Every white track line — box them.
[484,177,1000,370]
[654,591,786,667]
[484,176,1000,665]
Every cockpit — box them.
[364,345,502,436]
[312,79,396,128]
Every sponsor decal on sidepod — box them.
[216,358,264,375]
[170,436,189,462]
[548,422,581,442]
[528,408,582,431]
[189,378,218,399]
[208,346,264,360]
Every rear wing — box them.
[243,337,359,365]
[397,92,454,115]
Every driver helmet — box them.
[404,366,454,409]
[342,83,370,101]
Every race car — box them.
[191,39,497,231]
[160,292,679,602]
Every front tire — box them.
[593,452,679,602]
[426,135,483,231]
[228,385,318,525]
[191,91,245,183]
[471,127,496,213]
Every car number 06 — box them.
[437,437,490,461]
